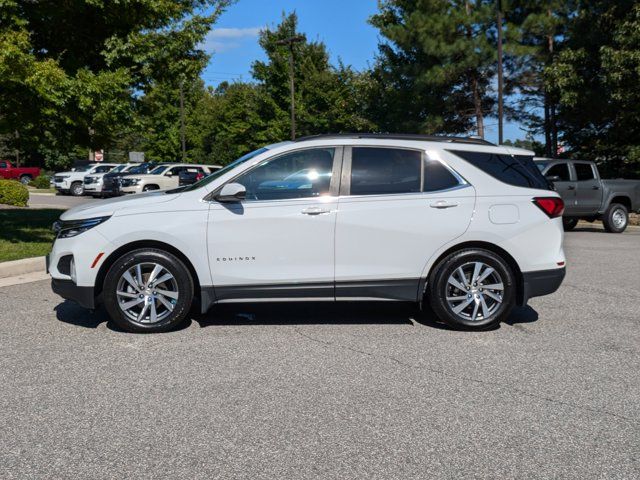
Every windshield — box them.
[127,163,152,174]
[73,165,93,172]
[111,165,127,173]
[182,147,269,192]
[149,165,169,175]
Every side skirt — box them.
[199,279,421,314]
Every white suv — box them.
[53,163,118,196]
[48,135,566,333]
[119,163,216,194]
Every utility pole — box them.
[496,0,504,145]
[179,80,186,162]
[275,35,305,140]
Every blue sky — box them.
[201,0,528,144]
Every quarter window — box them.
[423,159,460,192]
[351,147,421,195]
[234,148,335,201]
[450,151,550,190]
[546,163,571,181]
[574,163,595,181]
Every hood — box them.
[60,190,180,221]
[55,171,75,176]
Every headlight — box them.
[52,216,111,239]
[129,178,141,186]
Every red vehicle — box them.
[0,160,41,184]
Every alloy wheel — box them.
[445,261,504,322]
[116,262,179,324]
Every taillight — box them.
[533,197,565,218]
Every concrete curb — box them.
[0,256,46,279]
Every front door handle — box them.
[430,200,458,209]
[301,207,330,215]
[592,185,600,190]
[567,185,576,190]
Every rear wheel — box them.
[70,181,84,196]
[103,249,194,333]
[19,175,32,185]
[602,203,628,233]
[562,217,578,231]
[428,249,516,330]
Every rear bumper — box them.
[520,267,566,305]
[51,278,95,309]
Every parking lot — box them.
[1,229,639,479]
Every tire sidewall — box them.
[20,175,32,185]
[71,182,84,196]
[604,204,628,233]
[103,249,194,333]
[429,249,516,329]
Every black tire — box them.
[143,185,159,192]
[428,248,516,330]
[70,181,84,196]
[103,248,194,333]
[562,217,578,231]
[19,175,32,185]
[602,203,628,233]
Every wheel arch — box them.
[608,195,632,211]
[420,240,525,306]
[95,240,202,301]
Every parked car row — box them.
[52,162,222,197]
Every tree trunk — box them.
[472,74,485,138]
[544,96,552,157]
[547,8,558,157]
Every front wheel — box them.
[562,218,578,231]
[70,182,84,196]
[103,249,194,333]
[428,249,516,330]
[602,203,628,233]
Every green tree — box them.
[369,0,497,137]
[0,0,233,169]
[546,0,640,177]
[251,13,375,138]
[505,0,576,157]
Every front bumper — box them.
[119,185,142,194]
[520,267,566,305]
[51,278,95,309]
[83,184,102,193]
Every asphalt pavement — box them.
[1,229,639,479]
[27,192,98,209]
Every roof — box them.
[294,133,494,146]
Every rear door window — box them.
[575,163,595,181]
[350,147,421,195]
[449,150,550,190]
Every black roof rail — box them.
[293,133,495,146]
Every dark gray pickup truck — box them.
[535,158,640,233]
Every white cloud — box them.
[208,27,262,39]
[202,27,262,53]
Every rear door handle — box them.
[301,207,330,215]
[430,200,458,209]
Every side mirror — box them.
[545,175,561,183]
[216,183,246,202]
[165,172,173,177]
